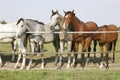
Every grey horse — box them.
[16,18,60,69]
[50,10,73,69]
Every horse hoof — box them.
[86,58,90,64]
[26,67,30,70]
[99,63,104,69]
[80,67,84,70]
[57,64,62,69]
[112,61,115,63]
[57,66,62,69]
[20,66,25,70]
[14,65,18,69]
[66,64,70,69]
[73,64,77,69]
[41,66,44,69]
[54,62,57,66]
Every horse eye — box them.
[21,25,24,27]
[57,17,59,20]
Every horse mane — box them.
[66,11,75,16]
[26,19,45,25]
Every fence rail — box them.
[0,30,119,55]
[0,31,120,34]
[0,50,120,55]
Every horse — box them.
[92,24,118,68]
[50,10,73,68]
[63,10,98,69]
[0,23,18,61]
[0,22,27,69]
[16,18,60,69]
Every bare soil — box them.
[0,54,120,70]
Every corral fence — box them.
[0,31,120,69]
[0,31,120,55]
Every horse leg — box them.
[0,54,3,67]
[81,40,87,69]
[14,38,23,69]
[14,53,21,69]
[57,41,64,69]
[86,46,91,64]
[84,38,92,66]
[113,41,117,63]
[19,34,26,70]
[52,39,59,66]
[105,43,109,69]
[40,42,44,69]
[26,42,35,70]
[66,41,72,68]
[93,40,97,59]
[11,40,17,61]
[72,42,79,68]
[99,43,104,69]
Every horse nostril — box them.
[16,34,20,38]
[50,26,54,30]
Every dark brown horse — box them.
[63,10,98,69]
[92,25,118,68]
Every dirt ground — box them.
[0,54,120,70]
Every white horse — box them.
[0,22,27,69]
[0,24,17,61]
[50,10,73,69]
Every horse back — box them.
[85,21,98,31]
[96,25,118,43]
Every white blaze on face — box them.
[65,15,69,19]
[50,14,59,26]
[63,15,69,29]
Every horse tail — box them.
[109,42,112,51]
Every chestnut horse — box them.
[63,10,98,69]
[92,25,118,68]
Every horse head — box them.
[63,10,75,30]
[16,18,27,38]
[50,10,60,30]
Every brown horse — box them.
[92,25,118,68]
[63,10,98,69]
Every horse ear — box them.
[56,10,58,13]
[16,18,24,25]
[63,10,66,14]
[20,18,24,22]
[72,10,75,16]
[52,9,54,14]
[72,10,74,13]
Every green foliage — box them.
[0,20,7,24]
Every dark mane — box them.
[26,19,45,25]
[66,11,75,16]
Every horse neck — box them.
[71,16,86,31]
[58,15,65,31]
[92,28,102,40]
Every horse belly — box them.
[0,33,15,38]
[44,34,53,43]
[0,38,14,43]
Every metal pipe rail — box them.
[26,31,120,34]
[0,50,120,55]
[0,31,120,34]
